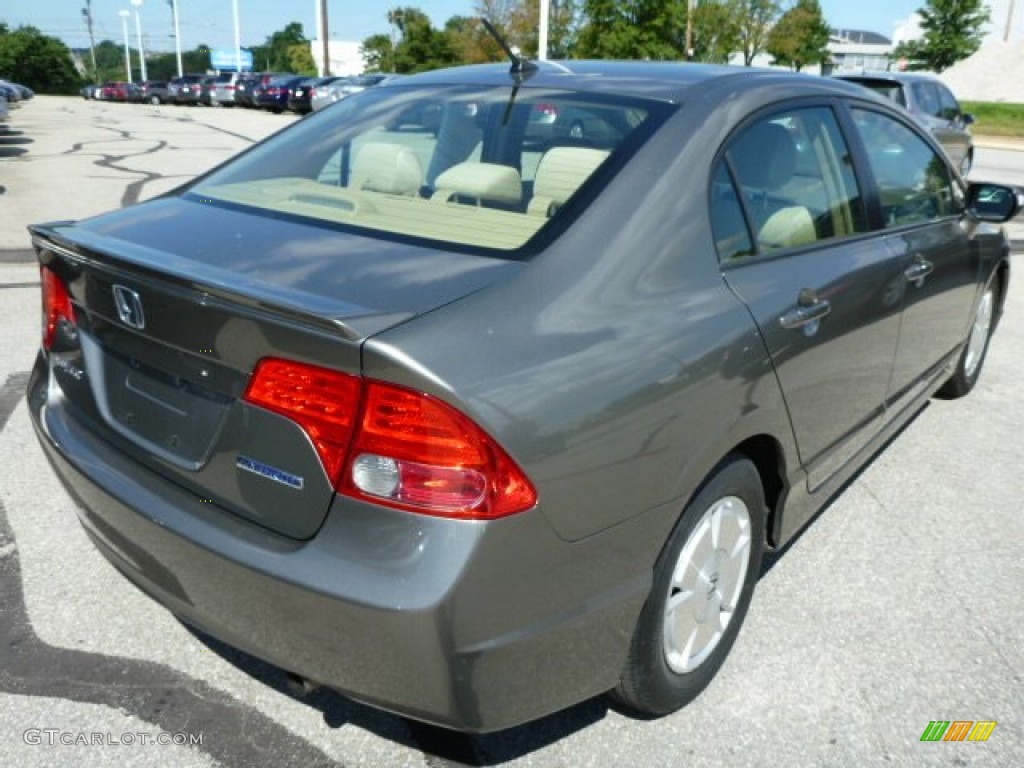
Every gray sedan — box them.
[27,61,1017,733]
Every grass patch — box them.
[962,101,1024,137]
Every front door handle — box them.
[904,256,933,286]
[780,288,832,330]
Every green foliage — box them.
[734,0,781,66]
[893,0,989,72]
[250,22,312,73]
[692,1,741,64]
[576,0,688,59]
[361,34,396,73]
[961,101,1024,137]
[766,0,830,71]
[361,8,461,74]
[0,24,82,93]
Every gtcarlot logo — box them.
[23,728,204,747]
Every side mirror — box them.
[965,182,1024,223]
[962,113,976,126]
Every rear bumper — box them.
[28,355,653,732]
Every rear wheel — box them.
[612,455,765,716]
[938,278,999,399]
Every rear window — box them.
[845,78,907,108]
[190,83,667,253]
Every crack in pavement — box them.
[0,372,341,767]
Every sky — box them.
[1,1,1020,54]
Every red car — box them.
[100,81,136,101]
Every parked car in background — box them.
[100,82,137,102]
[287,76,341,114]
[0,94,8,123]
[312,73,401,111]
[0,82,21,104]
[210,72,245,106]
[310,76,350,111]
[1,80,34,100]
[835,71,975,176]
[241,72,291,108]
[131,81,170,105]
[254,75,304,113]
[168,74,205,105]
[198,75,218,106]
[27,61,1017,734]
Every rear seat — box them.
[528,146,610,216]
[350,142,423,196]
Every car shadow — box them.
[183,622,610,765]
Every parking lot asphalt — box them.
[0,96,1021,767]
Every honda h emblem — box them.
[112,284,146,330]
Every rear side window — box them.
[191,85,666,253]
[936,84,961,120]
[850,108,959,227]
[712,106,868,261]
[911,82,941,117]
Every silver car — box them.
[28,61,1017,733]
[836,71,976,176]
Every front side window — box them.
[911,82,941,117]
[190,84,666,253]
[850,108,958,227]
[713,106,868,261]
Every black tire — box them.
[612,454,765,716]
[937,277,1000,399]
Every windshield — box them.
[190,83,668,253]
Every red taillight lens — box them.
[243,359,537,519]
[343,381,537,519]
[41,266,76,350]
[243,358,362,483]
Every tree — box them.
[0,25,82,94]
[576,0,688,60]
[734,0,781,66]
[692,1,741,64]
[766,0,831,71]
[361,33,396,72]
[250,22,315,74]
[373,8,460,73]
[893,0,990,72]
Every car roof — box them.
[835,71,942,85]
[395,60,874,104]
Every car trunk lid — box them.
[31,197,521,538]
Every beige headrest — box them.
[433,162,522,204]
[533,147,609,204]
[351,142,423,196]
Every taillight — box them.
[243,359,362,483]
[243,359,537,519]
[41,266,76,350]
[343,381,536,518]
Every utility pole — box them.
[539,0,549,60]
[1006,0,1017,42]
[685,0,695,61]
[170,0,183,77]
[82,2,98,80]
[320,0,331,76]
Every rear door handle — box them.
[904,257,933,286]
[780,289,832,330]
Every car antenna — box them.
[481,18,538,79]
[480,18,537,126]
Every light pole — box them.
[685,0,695,61]
[539,0,549,60]
[119,10,133,82]
[130,0,148,82]
[171,0,183,77]
[232,0,242,74]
